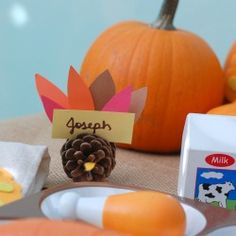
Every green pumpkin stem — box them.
[151,0,179,30]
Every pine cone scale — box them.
[80,142,92,154]
[65,149,76,160]
[65,140,73,149]
[77,159,83,166]
[87,154,96,162]
[65,160,77,171]
[74,151,84,160]
[90,140,102,151]
[71,167,84,178]
[83,135,95,142]
[72,139,83,149]
[95,150,105,159]
[92,164,104,175]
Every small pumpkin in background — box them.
[81,0,224,153]
[208,100,236,116]
[224,42,236,102]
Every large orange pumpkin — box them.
[81,0,224,152]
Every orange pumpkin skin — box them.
[81,20,224,152]
[0,219,124,236]
[224,42,236,102]
[225,42,236,71]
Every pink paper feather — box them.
[41,96,65,122]
[102,86,132,112]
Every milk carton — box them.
[178,113,236,210]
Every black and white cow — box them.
[198,182,235,208]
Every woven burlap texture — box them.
[0,114,180,195]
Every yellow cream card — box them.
[52,110,135,143]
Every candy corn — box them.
[58,191,186,236]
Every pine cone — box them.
[60,133,116,182]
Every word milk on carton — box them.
[178,113,236,210]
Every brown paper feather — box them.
[89,70,116,110]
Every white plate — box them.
[41,186,207,236]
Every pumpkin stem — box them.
[151,0,179,30]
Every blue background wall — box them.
[0,0,235,120]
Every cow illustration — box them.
[197,182,235,208]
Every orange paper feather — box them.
[68,66,94,110]
[35,74,68,108]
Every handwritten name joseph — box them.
[66,117,112,135]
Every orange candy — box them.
[0,168,22,206]
[103,191,186,236]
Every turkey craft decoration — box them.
[35,66,147,143]
[35,66,147,182]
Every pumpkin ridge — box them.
[82,23,145,82]
[111,29,148,83]
[169,33,201,147]
[92,25,147,83]
[123,28,155,145]
[125,27,151,87]
[105,27,148,89]
[189,35,210,107]
[132,29,158,144]
[142,29,158,88]
[165,34,201,148]
[187,33,209,100]
[131,31,171,148]
[193,34,223,108]
[225,42,236,70]
[141,30,159,91]
[173,33,196,104]
[158,33,175,145]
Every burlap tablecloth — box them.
[0,114,180,195]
